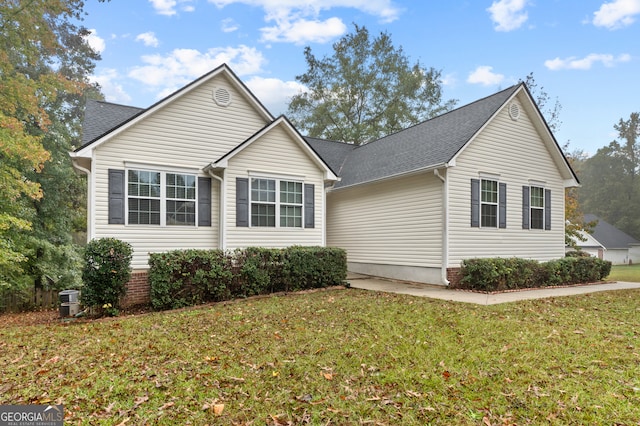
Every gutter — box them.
[434,167,450,286]
[70,157,93,242]
[205,164,226,250]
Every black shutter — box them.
[198,177,212,227]
[499,182,507,229]
[304,184,315,228]
[108,169,125,224]
[522,186,530,229]
[471,179,480,227]
[544,189,551,230]
[236,177,249,227]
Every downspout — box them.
[207,170,226,250]
[71,159,93,242]
[434,168,450,286]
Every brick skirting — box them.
[122,271,150,307]
[446,268,463,289]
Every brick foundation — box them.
[122,271,150,307]
[446,268,463,289]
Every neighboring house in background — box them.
[573,214,640,265]
[567,228,605,259]
[71,64,579,302]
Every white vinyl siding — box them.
[225,124,325,249]
[326,173,443,268]
[93,73,262,268]
[448,95,566,265]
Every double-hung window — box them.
[250,178,303,228]
[128,170,161,225]
[127,169,197,226]
[529,186,545,230]
[480,179,499,228]
[166,173,196,225]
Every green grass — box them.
[2,288,640,425]
[608,264,640,282]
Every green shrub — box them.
[81,238,133,315]
[283,246,348,291]
[148,246,347,311]
[459,256,611,292]
[148,249,233,310]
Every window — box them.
[128,170,161,225]
[127,169,197,226]
[280,181,303,227]
[166,173,196,225]
[530,186,544,229]
[251,178,275,227]
[481,179,498,228]
[250,178,303,228]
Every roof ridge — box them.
[354,83,522,149]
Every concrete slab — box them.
[347,276,640,305]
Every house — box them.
[567,228,606,259]
[307,83,579,286]
[573,214,640,265]
[71,64,579,302]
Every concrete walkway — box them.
[346,274,640,305]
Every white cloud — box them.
[544,53,631,70]
[208,0,402,44]
[245,76,307,115]
[261,16,347,44]
[221,18,239,32]
[90,69,132,104]
[149,0,195,16]
[592,0,640,29]
[467,66,505,86]
[487,0,529,32]
[128,45,267,98]
[85,29,106,54]
[136,32,160,47]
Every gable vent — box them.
[213,87,232,107]
[508,102,520,121]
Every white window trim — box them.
[126,167,198,227]
[529,185,545,230]
[249,176,304,228]
[480,178,499,229]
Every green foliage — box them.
[287,24,456,145]
[149,247,347,311]
[579,112,640,239]
[460,256,611,292]
[148,249,234,310]
[0,0,99,291]
[81,238,133,315]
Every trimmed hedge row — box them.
[148,246,347,310]
[459,254,611,292]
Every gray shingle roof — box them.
[81,99,144,146]
[584,214,640,249]
[306,84,521,188]
[305,137,356,176]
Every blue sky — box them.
[81,0,640,155]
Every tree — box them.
[579,113,640,239]
[0,0,100,290]
[287,24,456,145]
[520,72,562,133]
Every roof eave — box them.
[330,162,449,191]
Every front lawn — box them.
[1,288,639,425]
[608,263,640,282]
